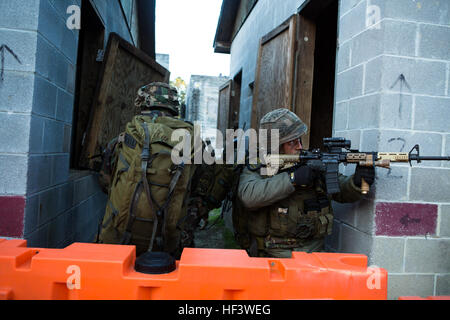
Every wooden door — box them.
[79,33,170,170]
[251,15,297,130]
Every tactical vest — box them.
[98,114,195,258]
[235,170,334,251]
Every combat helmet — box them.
[259,108,308,146]
[135,82,180,116]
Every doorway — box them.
[70,0,105,169]
[307,0,338,150]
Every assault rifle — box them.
[264,137,450,195]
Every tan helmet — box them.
[134,82,180,115]
[259,108,308,145]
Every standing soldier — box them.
[235,108,375,258]
[97,82,219,258]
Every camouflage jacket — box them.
[237,167,363,209]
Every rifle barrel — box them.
[411,155,450,161]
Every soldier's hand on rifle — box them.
[290,165,315,188]
[353,165,375,187]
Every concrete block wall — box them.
[0,0,136,248]
[331,0,450,299]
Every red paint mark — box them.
[375,202,437,236]
[0,196,25,237]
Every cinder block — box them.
[414,96,450,133]
[42,119,65,153]
[379,93,413,130]
[47,211,72,248]
[55,88,74,123]
[436,274,450,296]
[29,115,44,154]
[63,124,72,153]
[336,41,351,73]
[383,20,417,58]
[405,238,450,273]
[24,194,39,236]
[332,201,356,226]
[374,165,409,201]
[339,0,363,17]
[333,130,362,150]
[66,62,76,94]
[72,174,102,206]
[0,155,28,195]
[350,25,383,67]
[37,187,60,226]
[371,0,450,26]
[375,130,443,168]
[25,223,50,248]
[445,136,450,168]
[364,56,383,95]
[354,199,376,234]
[0,0,40,30]
[338,0,367,43]
[336,65,364,102]
[370,237,406,273]
[347,94,380,129]
[410,167,450,202]
[339,224,373,255]
[32,75,57,118]
[35,35,74,92]
[382,56,446,97]
[387,274,434,300]
[0,29,37,73]
[361,129,379,151]
[333,101,348,131]
[40,0,80,64]
[51,154,70,186]
[38,0,65,50]
[0,71,35,113]
[375,202,437,236]
[27,155,53,194]
[0,112,31,153]
[419,24,450,61]
[438,205,450,237]
[0,196,25,238]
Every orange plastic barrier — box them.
[398,296,450,300]
[0,239,387,300]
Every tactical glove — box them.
[353,165,375,187]
[290,165,315,187]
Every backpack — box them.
[97,114,196,258]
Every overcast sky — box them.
[155,0,231,83]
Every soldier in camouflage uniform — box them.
[97,82,222,257]
[236,108,375,258]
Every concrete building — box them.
[0,0,156,248]
[214,0,450,298]
[185,75,230,149]
[156,53,170,71]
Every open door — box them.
[251,15,297,130]
[79,33,170,170]
[251,0,338,150]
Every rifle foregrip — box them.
[361,178,369,194]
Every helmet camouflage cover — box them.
[135,82,180,115]
[259,108,308,145]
